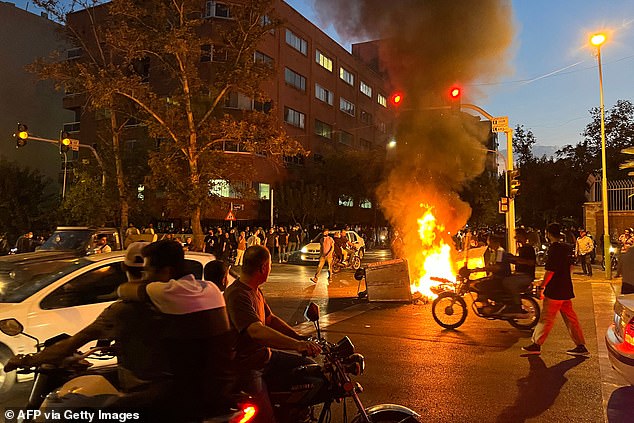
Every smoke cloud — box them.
[314,0,515,264]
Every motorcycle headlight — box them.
[609,246,616,254]
[541,244,547,250]
[300,246,308,253]
[343,353,365,376]
[333,336,355,359]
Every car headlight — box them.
[300,246,308,253]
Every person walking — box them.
[278,227,289,263]
[310,229,334,284]
[235,231,247,266]
[288,225,300,254]
[264,228,279,263]
[522,223,589,356]
[575,229,594,276]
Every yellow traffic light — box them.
[508,169,520,198]
[60,131,71,153]
[15,123,28,148]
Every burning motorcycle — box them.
[331,246,362,273]
[0,318,257,423]
[430,268,541,330]
[267,303,421,423]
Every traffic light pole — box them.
[461,104,516,255]
[20,135,106,188]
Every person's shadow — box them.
[496,355,587,422]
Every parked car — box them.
[288,230,366,264]
[606,294,634,385]
[0,250,216,396]
[37,227,123,256]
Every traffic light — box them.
[508,168,520,198]
[14,123,28,148]
[449,86,462,110]
[389,91,404,108]
[59,131,71,153]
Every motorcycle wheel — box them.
[508,296,540,330]
[431,292,467,329]
[0,347,16,399]
[352,256,361,270]
[536,253,545,267]
[351,410,421,423]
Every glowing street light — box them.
[590,32,611,279]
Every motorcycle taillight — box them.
[229,404,257,423]
[624,317,634,348]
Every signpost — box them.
[492,116,509,133]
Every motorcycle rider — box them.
[469,233,512,314]
[6,240,234,422]
[224,245,321,422]
[502,228,535,316]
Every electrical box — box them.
[364,259,412,302]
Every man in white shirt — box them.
[575,229,594,276]
[310,229,334,284]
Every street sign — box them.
[499,197,509,214]
[492,116,509,132]
[232,203,244,211]
[224,210,236,221]
[71,139,80,151]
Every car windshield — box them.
[310,233,337,243]
[0,258,91,303]
[39,230,94,252]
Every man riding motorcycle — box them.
[5,240,234,422]
[224,245,321,422]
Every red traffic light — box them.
[449,86,461,99]
[389,92,404,107]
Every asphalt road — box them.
[1,249,632,423]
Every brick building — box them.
[60,0,396,227]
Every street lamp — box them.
[590,32,611,279]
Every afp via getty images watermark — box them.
[4,408,142,422]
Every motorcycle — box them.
[331,246,362,273]
[600,244,619,272]
[267,303,421,423]
[0,318,257,423]
[534,243,548,266]
[430,268,541,330]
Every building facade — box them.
[62,0,396,226]
[0,2,73,188]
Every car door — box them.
[26,259,128,346]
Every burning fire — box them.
[410,205,456,299]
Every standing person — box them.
[277,227,289,263]
[288,225,300,254]
[224,245,321,422]
[125,223,140,238]
[264,228,278,263]
[247,229,262,247]
[575,229,594,276]
[391,230,405,260]
[522,223,589,356]
[235,231,247,266]
[618,228,634,253]
[14,231,33,254]
[144,223,155,235]
[310,229,334,284]
[214,228,225,259]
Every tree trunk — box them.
[191,205,203,251]
[110,111,129,237]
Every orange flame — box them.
[410,205,456,298]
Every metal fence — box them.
[589,178,634,211]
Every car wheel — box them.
[0,346,16,399]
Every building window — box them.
[339,67,354,86]
[204,1,230,18]
[284,68,306,91]
[254,51,273,65]
[338,195,354,207]
[200,44,212,62]
[360,81,372,97]
[254,100,273,113]
[315,83,334,105]
[315,49,333,72]
[67,47,82,60]
[212,45,227,62]
[209,179,249,198]
[338,130,353,146]
[360,110,373,125]
[284,107,305,129]
[285,29,307,55]
[259,183,270,200]
[314,120,332,139]
[340,98,355,117]
[224,92,239,109]
[125,139,138,152]
[360,199,372,209]
[376,119,386,133]
[360,139,372,151]
[377,93,387,108]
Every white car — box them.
[606,293,634,385]
[291,230,366,263]
[0,250,217,396]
